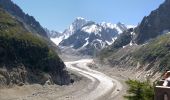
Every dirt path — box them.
[60,59,123,100]
[0,59,124,100]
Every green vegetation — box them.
[125,79,154,100]
[133,34,170,70]
[0,10,25,34]
[98,47,117,60]
[0,8,61,73]
[0,8,71,85]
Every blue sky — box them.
[12,0,164,32]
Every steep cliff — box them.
[0,8,70,87]
[134,0,170,44]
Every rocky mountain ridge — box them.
[134,0,170,44]
[0,0,48,37]
[98,0,170,80]
[49,17,130,55]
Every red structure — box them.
[154,80,170,100]
[155,86,170,100]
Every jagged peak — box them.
[117,22,125,26]
[73,18,87,24]
[76,17,85,20]
[63,17,90,35]
[73,17,94,25]
[74,17,89,23]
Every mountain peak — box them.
[59,19,129,55]
[74,17,88,24]
[116,22,128,31]
[117,22,124,26]
[100,22,127,34]
[63,17,90,35]
[76,17,86,20]
[73,17,88,26]
[100,22,115,29]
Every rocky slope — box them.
[134,0,170,44]
[98,0,170,79]
[108,0,170,46]
[0,8,70,87]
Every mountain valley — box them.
[0,0,169,100]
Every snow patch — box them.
[106,37,117,45]
[100,22,127,34]
[129,41,133,46]
[95,39,106,49]
[76,17,85,20]
[131,32,136,36]
[163,30,170,34]
[51,36,63,45]
[50,32,71,45]
[123,45,127,48]
[82,24,102,34]
[82,38,89,48]
[116,26,123,34]
[101,22,115,29]
[126,25,136,29]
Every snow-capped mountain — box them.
[63,17,91,35]
[48,17,93,45]
[47,17,131,55]
[44,28,63,45]
[100,22,128,34]
[58,17,129,55]
[44,28,61,38]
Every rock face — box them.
[110,28,134,49]
[0,0,48,37]
[98,0,170,80]
[0,8,70,87]
[134,0,170,44]
[106,0,170,49]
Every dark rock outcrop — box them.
[112,28,133,49]
[134,0,170,44]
